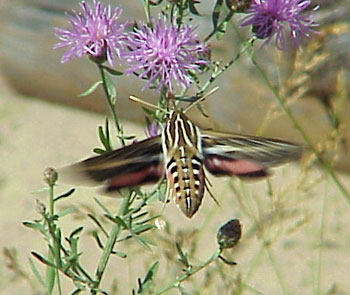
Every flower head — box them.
[121,18,209,92]
[241,0,317,49]
[54,0,127,66]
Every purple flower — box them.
[241,0,318,49]
[54,1,127,66]
[121,18,209,92]
[145,122,160,138]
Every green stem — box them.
[264,243,288,295]
[250,55,350,205]
[92,195,131,294]
[142,0,151,23]
[154,248,222,295]
[199,37,255,95]
[315,184,327,295]
[91,63,133,293]
[49,185,54,216]
[98,65,125,146]
[204,10,234,43]
[48,184,62,295]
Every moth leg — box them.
[204,172,220,207]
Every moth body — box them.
[162,110,205,218]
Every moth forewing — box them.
[201,129,302,177]
[59,136,165,193]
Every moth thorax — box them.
[161,110,202,157]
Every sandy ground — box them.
[1,73,350,295]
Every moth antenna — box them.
[183,86,219,113]
[129,95,169,113]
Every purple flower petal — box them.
[120,17,209,92]
[241,0,318,50]
[145,122,160,138]
[54,0,127,66]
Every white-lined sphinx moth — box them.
[62,108,302,218]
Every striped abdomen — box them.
[162,110,205,218]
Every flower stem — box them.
[92,194,131,294]
[48,184,62,295]
[200,37,255,95]
[142,0,151,23]
[98,64,125,146]
[154,247,222,295]
[250,54,350,204]
[91,63,133,294]
[204,10,234,43]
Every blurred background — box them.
[1,0,350,294]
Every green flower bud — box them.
[225,0,252,13]
[217,219,242,249]
[43,167,58,186]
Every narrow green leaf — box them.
[28,258,46,288]
[98,126,108,150]
[31,187,49,194]
[104,73,117,104]
[73,281,86,293]
[93,148,106,154]
[104,118,112,151]
[55,229,62,264]
[132,224,154,235]
[215,20,228,40]
[78,81,102,97]
[114,251,127,258]
[218,255,237,265]
[66,252,83,263]
[69,226,84,239]
[90,287,109,294]
[132,211,148,221]
[175,243,190,267]
[188,0,201,15]
[148,0,163,6]
[137,277,143,293]
[71,288,83,295]
[100,65,124,76]
[56,207,75,218]
[87,214,109,238]
[62,261,72,273]
[212,0,224,29]
[113,216,129,229]
[143,261,159,284]
[133,234,152,251]
[116,134,136,141]
[22,221,44,231]
[135,214,160,225]
[92,231,104,249]
[54,188,75,202]
[67,236,79,255]
[32,251,56,268]
[94,198,112,215]
[46,250,56,294]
